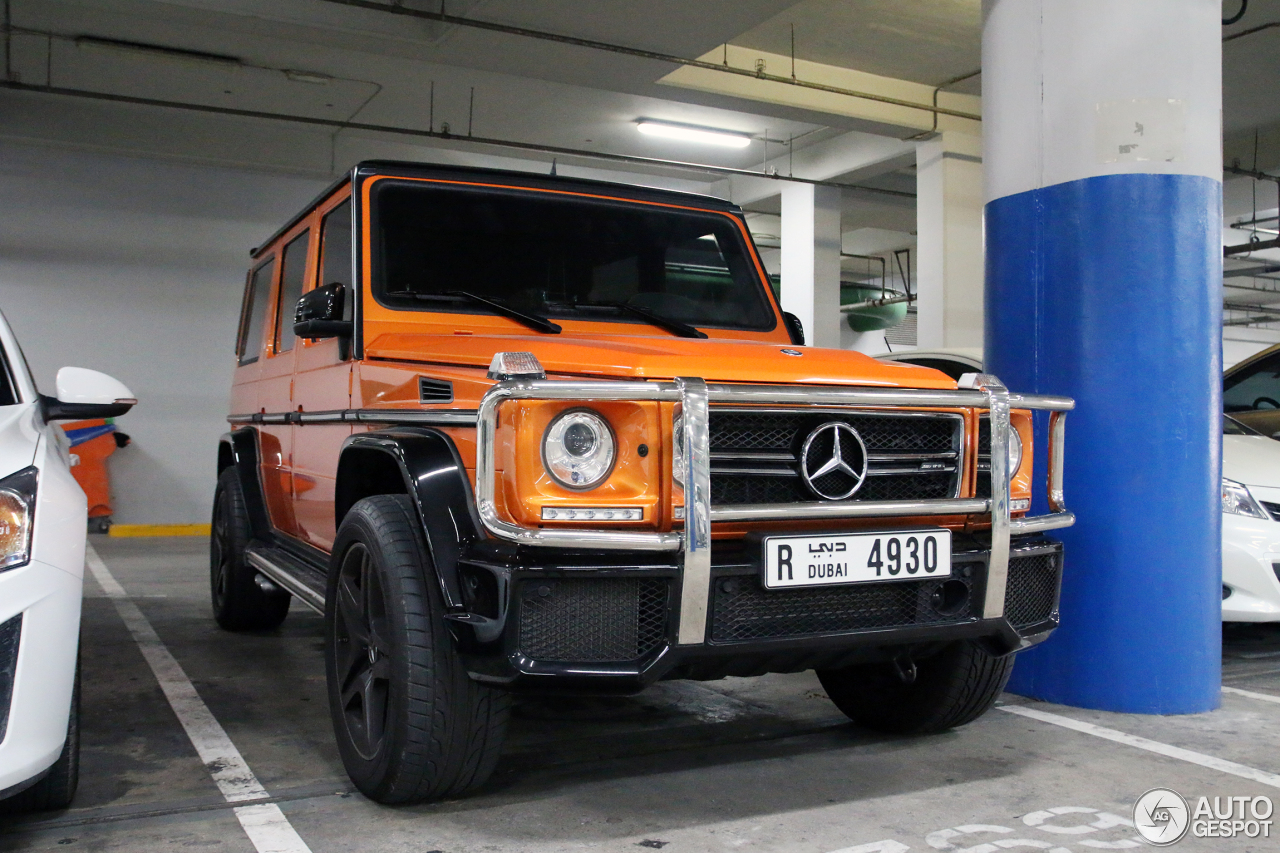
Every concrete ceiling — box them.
[3,0,1278,280]
[733,0,983,94]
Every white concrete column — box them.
[780,183,842,349]
[915,132,984,349]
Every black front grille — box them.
[0,614,21,744]
[712,411,958,454]
[709,410,963,506]
[1004,552,1060,628]
[519,578,668,662]
[1263,501,1280,521]
[709,571,975,643]
[710,472,956,506]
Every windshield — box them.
[370,181,777,331]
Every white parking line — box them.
[86,545,313,853]
[998,704,1280,789]
[1222,685,1280,705]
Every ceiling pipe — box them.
[314,0,982,123]
[0,79,914,198]
[1225,237,1280,256]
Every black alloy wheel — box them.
[209,468,290,631]
[325,495,510,804]
[332,543,392,760]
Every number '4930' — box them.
[867,536,939,576]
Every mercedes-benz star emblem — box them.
[800,422,869,500]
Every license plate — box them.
[761,529,952,589]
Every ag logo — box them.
[1134,788,1190,846]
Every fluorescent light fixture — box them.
[636,120,752,149]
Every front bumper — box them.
[450,533,1063,692]
[456,372,1073,691]
[0,559,81,794]
[1223,512,1280,622]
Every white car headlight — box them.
[542,409,615,490]
[1223,477,1270,519]
[0,467,37,572]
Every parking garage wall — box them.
[0,141,329,526]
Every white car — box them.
[880,350,1280,623]
[1221,415,1280,622]
[0,312,135,810]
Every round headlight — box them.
[1006,425,1023,479]
[542,409,615,490]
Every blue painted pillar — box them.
[983,0,1223,713]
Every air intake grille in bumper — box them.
[709,570,976,643]
[519,578,668,663]
[0,614,21,744]
[1004,552,1061,629]
[709,410,964,507]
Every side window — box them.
[320,200,353,321]
[275,230,311,354]
[238,258,275,366]
[1225,352,1280,412]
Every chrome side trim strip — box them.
[675,377,712,645]
[227,409,480,427]
[245,549,325,615]
[711,498,990,522]
[347,408,479,426]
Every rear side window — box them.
[1225,352,1280,412]
[238,258,275,366]
[276,231,311,354]
[320,201,353,321]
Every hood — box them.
[364,332,957,388]
[0,403,40,474]
[1224,434,1280,488]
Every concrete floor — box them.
[2,536,1278,852]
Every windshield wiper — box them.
[594,302,708,339]
[385,289,561,334]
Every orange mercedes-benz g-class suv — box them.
[214,161,1074,804]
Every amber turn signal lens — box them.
[0,490,30,568]
[0,466,37,572]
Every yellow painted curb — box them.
[108,523,212,538]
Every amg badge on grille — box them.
[800,422,869,500]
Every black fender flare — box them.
[336,428,485,615]
[218,429,272,540]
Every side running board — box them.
[244,545,327,615]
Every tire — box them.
[324,495,509,804]
[5,655,80,811]
[816,640,1015,735]
[210,467,290,631]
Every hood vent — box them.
[419,377,454,404]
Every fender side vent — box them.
[419,377,454,404]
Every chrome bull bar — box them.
[474,376,1074,643]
